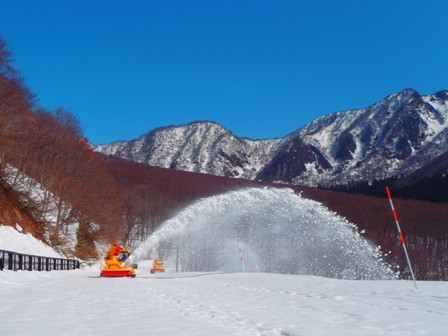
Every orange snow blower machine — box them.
[150,257,165,274]
[100,243,137,277]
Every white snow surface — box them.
[1,261,447,336]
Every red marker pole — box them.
[386,186,417,289]
[237,238,246,275]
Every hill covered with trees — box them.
[0,38,124,259]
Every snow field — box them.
[1,262,447,336]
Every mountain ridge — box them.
[95,88,448,188]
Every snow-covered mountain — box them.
[96,121,283,179]
[95,89,448,186]
[264,88,448,185]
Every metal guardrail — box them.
[0,249,80,272]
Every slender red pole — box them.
[386,186,417,289]
[237,238,246,274]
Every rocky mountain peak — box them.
[434,90,448,100]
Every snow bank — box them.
[0,225,62,257]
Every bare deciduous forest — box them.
[0,38,124,258]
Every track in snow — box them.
[1,263,447,336]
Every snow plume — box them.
[132,188,395,280]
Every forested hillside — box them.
[0,38,124,259]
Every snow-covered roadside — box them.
[0,225,62,258]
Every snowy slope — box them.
[294,89,448,184]
[0,225,62,258]
[2,165,83,254]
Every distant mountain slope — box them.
[95,89,448,188]
[390,150,448,202]
[290,89,448,185]
[322,150,448,202]
[96,122,282,179]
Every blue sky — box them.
[1,1,447,145]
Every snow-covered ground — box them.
[0,224,446,336]
[1,261,447,336]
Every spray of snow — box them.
[131,188,394,280]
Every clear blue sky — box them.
[1,0,447,145]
